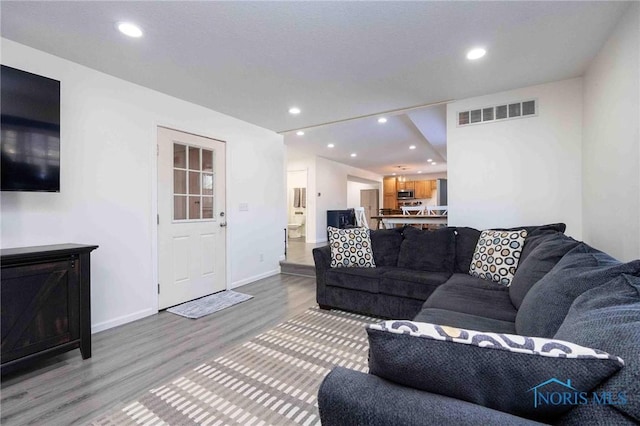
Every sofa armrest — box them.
[318,367,548,426]
[313,245,332,306]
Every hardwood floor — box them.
[0,274,317,426]
[285,238,326,266]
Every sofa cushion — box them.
[554,274,640,422]
[509,232,580,309]
[397,227,456,273]
[444,272,513,291]
[328,226,375,268]
[469,229,527,286]
[453,227,481,273]
[378,269,451,301]
[367,320,623,422]
[495,223,567,236]
[413,308,516,334]
[516,243,640,337]
[325,267,390,294]
[422,276,518,322]
[319,367,546,426]
[369,227,404,267]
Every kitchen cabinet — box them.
[383,177,397,196]
[383,194,397,210]
[414,180,433,199]
[397,180,415,191]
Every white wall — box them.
[582,3,640,261]
[287,153,382,243]
[286,156,316,242]
[346,181,379,209]
[400,172,448,181]
[287,169,307,224]
[314,157,382,242]
[0,39,286,332]
[447,78,583,238]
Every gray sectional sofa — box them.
[313,224,640,425]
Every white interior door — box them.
[157,126,226,309]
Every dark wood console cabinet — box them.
[1,244,98,374]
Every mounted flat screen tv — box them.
[1,65,60,192]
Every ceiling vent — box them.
[458,99,537,127]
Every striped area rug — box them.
[92,307,377,426]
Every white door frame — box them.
[150,122,230,312]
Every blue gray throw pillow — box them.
[369,228,404,267]
[516,243,640,338]
[554,274,640,422]
[367,320,623,422]
[509,233,580,309]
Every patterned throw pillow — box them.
[469,229,527,286]
[367,320,624,421]
[328,226,376,268]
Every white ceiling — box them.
[1,1,629,175]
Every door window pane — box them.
[189,171,200,194]
[174,170,186,194]
[202,173,213,195]
[189,147,200,170]
[174,196,187,220]
[202,197,213,219]
[174,144,186,168]
[202,149,213,172]
[189,197,201,219]
[173,143,215,222]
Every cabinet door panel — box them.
[414,181,432,199]
[383,177,397,195]
[383,194,397,210]
[1,260,79,363]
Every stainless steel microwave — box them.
[397,190,415,200]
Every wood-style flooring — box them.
[0,274,317,426]
[280,239,326,277]
[285,239,326,266]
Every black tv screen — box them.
[1,65,60,192]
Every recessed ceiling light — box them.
[288,107,301,115]
[417,171,422,174]
[432,162,437,165]
[117,22,143,38]
[409,145,416,150]
[466,48,486,60]
[392,173,396,176]
[350,153,357,157]
[427,158,433,162]
[296,131,305,136]
[378,117,387,124]
[327,143,335,148]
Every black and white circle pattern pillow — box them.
[469,229,527,286]
[328,226,376,268]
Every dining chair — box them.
[426,205,448,216]
[401,205,426,215]
[354,207,369,228]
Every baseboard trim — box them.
[92,308,156,334]
[230,269,280,289]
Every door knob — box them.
[220,222,227,227]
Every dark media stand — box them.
[1,244,98,375]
